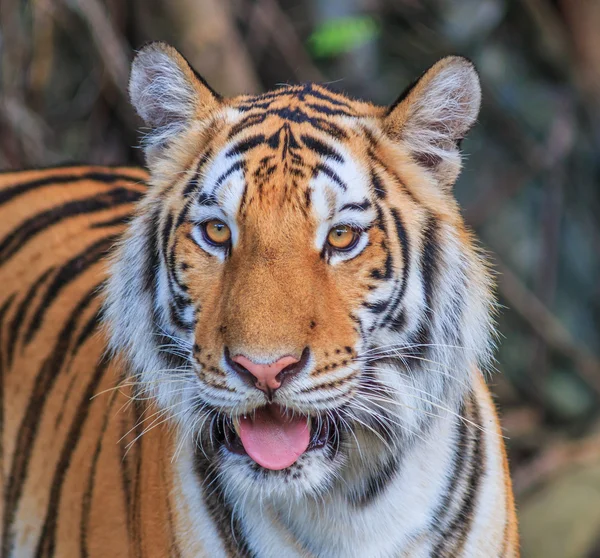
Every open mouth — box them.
[217,404,337,470]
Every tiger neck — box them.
[161,401,466,558]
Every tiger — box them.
[0,41,518,557]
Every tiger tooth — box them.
[233,418,241,438]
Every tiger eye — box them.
[203,220,231,245]
[327,225,358,250]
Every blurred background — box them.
[1,0,599,555]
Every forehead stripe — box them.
[236,82,353,110]
[196,191,218,206]
[228,107,349,142]
[225,134,265,158]
[213,160,245,190]
[339,200,372,213]
[305,85,353,108]
[305,102,354,117]
[300,134,343,163]
[182,148,213,199]
[312,163,346,191]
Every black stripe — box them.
[421,215,439,308]
[73,305,103,355]
[143,209,162,294]
[214,160,245,190]
[313,163,346,190]
[310,117,349,140]
[431,393,486,556]
[168,300,193,332]
[236,83,354,110]
[161,212,174,261]
[0,171,144,208]
[196,191,219,207]
[369,204,393,281]
[280,123,299,160]
[308,85,353,109]
[0,294,17,479]
[121,396,145,556]
[236,86,302,106]
[163,212,194,324]
[226,135,266,158]
[36,355,111,557]
[363,299,390,314]
[340,199,372,213]
[371,171,386,199]
[387,308,406,331]
[349,454,400,507]
[1,285,101,557]
[0,187,139,265]
[7,267,56,367]
[391,208,411,302]
[89,214,131,229]
[162,466,184,558]
[131,433,144,558]
[229,106,349,141]
[393,215,436,354]
[300,134,343,162]
[388,75,421,114]
[450,396,486,552]
[194,453,256,558]
[305,102,354,117]
[377,207,411,332]
[24,236,118,345]
[365,137,419,205]
[236,100,275,113]
[228,113,268,139]
[431,402,469,530]
[182,148,213,199]
[80,389,119,558]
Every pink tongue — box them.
[238,406,310,470]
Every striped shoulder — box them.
[0,165,148,249]
[0,164,148,193]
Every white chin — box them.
[217,446,341,501]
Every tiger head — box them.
[105,42,494,501]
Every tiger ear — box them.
[129,42,221,159]
[384,56,481,188]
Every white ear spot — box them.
[129,42,220,155]
[385,56,481,186]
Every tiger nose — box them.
[225,348,309,396]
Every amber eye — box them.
[202,220,231,246]
[327,225,359,251]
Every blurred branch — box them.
[559,0,600,149]
[242,0,325,83]
[64,0,131,97]
[29,0,56,106]
[521,0,572,70]
[465,100,575,228]
[156,0,261,95]
[559,0,600,107]
[495,258,600,398]
[61,0,139,135]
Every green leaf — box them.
[307,16,379,58]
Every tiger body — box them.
[1,43,518,557]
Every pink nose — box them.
[231,354,299,393]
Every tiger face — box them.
[105,43,494,500]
